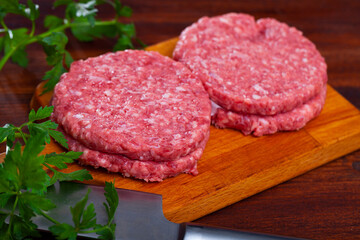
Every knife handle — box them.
[179,223,307,240]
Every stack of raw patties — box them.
[51,50,211,182]
[173,13,327,136]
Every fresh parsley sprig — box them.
[0,106,119,239]
[0,0,142,93]
[49,182,119,239]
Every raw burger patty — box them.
[62,129,209,182]
[212,85,327,136]
[51,50,211,162]
[173,13,327,115]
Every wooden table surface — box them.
[1,1,359,239]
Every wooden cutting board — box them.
[28,38,360,223]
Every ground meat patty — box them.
[51,50,211,162]
[212,85,327,136]
[173,13,327,115]
[63,129,209,182]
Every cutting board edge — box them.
[26,37,360,224]
[165,130,360,222]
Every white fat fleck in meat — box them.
[104,90,112,97]
[73,114,84,119]
[176,86,187,92]
[252,94,261,100]
[146,118,155,124]
[86,105,94,110]
[259,118,270,126]
[89,76,104,82]
[174,134,181,140]
[210,101,221,116]
[162,93,170,98]
[103,111,111,117]
[72,91,82,96]
[96,109,102,115]
[253,84,269,95]
[219,17,231,24]
[191,35,197,42]
[209,72,222,82]
[200,60,208,69]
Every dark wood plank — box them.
[1,1,360,239]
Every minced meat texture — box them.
[51,50,211,162]
[173,13,327,116]
[62,129,209,182]
[212,85,327,136]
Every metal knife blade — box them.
[32,181,179,240]
[32,182,307,240]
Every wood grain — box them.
[29,38,360,224]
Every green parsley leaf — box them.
[42,32,68,54]
[0,0,27,17]
[49,223,77,240]
[64,50,74,69]
[117,23,136,38]
[79,202,96,229]
[11,214,40,239]
[45,151,82,169]
[0,125,15,144]
[64,2,77,20]
[0,6,7,20]
[0,213,8,228]
[114,0,132,17]
[113,34,133,51]
[49,169,92,185]
[71,17,95,41]
[18,192,56,216]
[20,132,49,193]
[0,193,15,208]
[28,120,57,144]
[42,61,67,93]
[118,5,132,17]
[49,129,68,149]
[41,32,68,65]
[1,143,22,191]
[3,28,29,67]
[10,46,28,68]
[44,15,63,30]
[71,188,91,228]
[95,224,116,240]
[103,181,119,222]
[28,106,54,122]
[43,151,91,185]
[26,0,40,21]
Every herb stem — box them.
[0,18,8,32]
[18,130,28,144]
[0,20,117,71]
[29,20,36,37]
[0,45,17,70]
[43,162,56,173]
[79,225,111,234]
[42,162,60,185]
[7,194,19,236]
[39,210,61,225]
